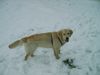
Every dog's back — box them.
[9,32,52,49]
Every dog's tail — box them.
[9,39,23,49]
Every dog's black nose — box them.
[66,37,69,42]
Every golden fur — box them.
[9,29,73,60]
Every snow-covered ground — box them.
[0,0,100,75]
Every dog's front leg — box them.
[53,48,60,59]
[51,33,61,59]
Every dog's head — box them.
[57,29,73,44]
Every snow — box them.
[0,0,100,75]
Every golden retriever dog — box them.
[9,29,73,60]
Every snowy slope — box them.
[0,0,100,75]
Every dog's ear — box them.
[57,31,62,37]
[57,31,63,41]
[70,29,73,35]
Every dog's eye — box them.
[63,33,66,35]
[67,33,70,35]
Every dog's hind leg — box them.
[24,53,30,60]
[24,43,37,60]
[30,47,37,57]
[24,48,37,60]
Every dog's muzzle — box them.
[66,37,69,42]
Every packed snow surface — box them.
[0,0,100,75]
